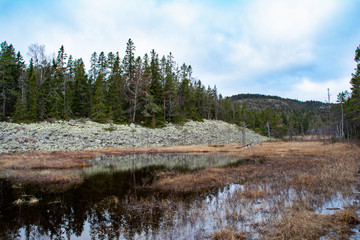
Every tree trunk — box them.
[2,83,6,119]
[341,102,344,138]
[132,90,137,123]
[266,121,271,139]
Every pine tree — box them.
[0,41,22,120]
[123,39,136,82]
[346,44,360,137]
[89,52,98,84]
[149,49,164,125]
[97,51,108,78]
[72,58,90,117]
[107,53,125,123]
[64,54,74,119]
[47,45,68,119]
[163,53,176,121]
[91,74,107,123]
[26,59,38,120]
[13,53,27,122]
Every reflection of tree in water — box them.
[0,162,211,239]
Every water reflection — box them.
[0,154,239,240]
[2,153,356,239]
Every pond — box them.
[1,153,359,239]
[0,154,247,239]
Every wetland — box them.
[1,141,360,239]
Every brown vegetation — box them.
[1,141,360,238]
[270,207,359,240]
[212,227,247,240]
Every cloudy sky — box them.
[1,0,360,102]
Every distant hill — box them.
[229,94,328,111]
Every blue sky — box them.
[1,0,360,102]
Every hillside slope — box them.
[229,94,328,111]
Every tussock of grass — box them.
[239,185,270,199]
[333,207,360,225]
[154,167,248,192]
[6,169,84,191]
[211,227,247,240]
[268,207,359,240]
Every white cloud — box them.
[284,77,351,102]
[247,0,341,43]
[224,0,343,76]
[1,0,358,102]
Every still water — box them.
[0,154,246,239]
[1,153,359,239]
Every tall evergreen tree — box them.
[107,53,125,123]
[91,74,107,123]
[0,41,22,120]
[123,39,136,83]
[89,52,98,84]
[97,51,108,78]
[346,44,360,137]
[163,53,177,121]
[72,58,90,117]
[149,49,164,125]
[26,59,38,120]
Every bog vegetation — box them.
[0,39,359,138]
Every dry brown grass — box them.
[212,227,247,240]
[1,141,359,238]
[154,167,252,192]
[240,185,270,199]
[1,141,359,196]
[266,207,359,240]
[5,169,84,191]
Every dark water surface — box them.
[2,153,359,239]
[0,154,244,239]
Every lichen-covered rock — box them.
[0,120,268,153]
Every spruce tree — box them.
[107,53,125,123]
[72,58,90,117]
[89,52,98,84]
[123,39,136,82]
[163,53,176,121]
[0,41,22,120]
[347,44,360,137]
[91,74,107,123]
[149,49,164,125]
[26,59,38,120]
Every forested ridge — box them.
[1,39,359,139]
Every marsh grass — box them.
[267,207,359,240]
[151,142,360,239]
[212,227,247,240]
[1,141,360,239]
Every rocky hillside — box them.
[0,120,268,153]
[229,93,328,111]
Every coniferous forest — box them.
[1,39,359,139]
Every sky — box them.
[1,0,360,102]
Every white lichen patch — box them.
[0,120,268,153]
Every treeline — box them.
[0,39,359,139]
[334,44,360,139]
[0,39,227,126]
[229,42,360,139]
[230,94,326,111]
